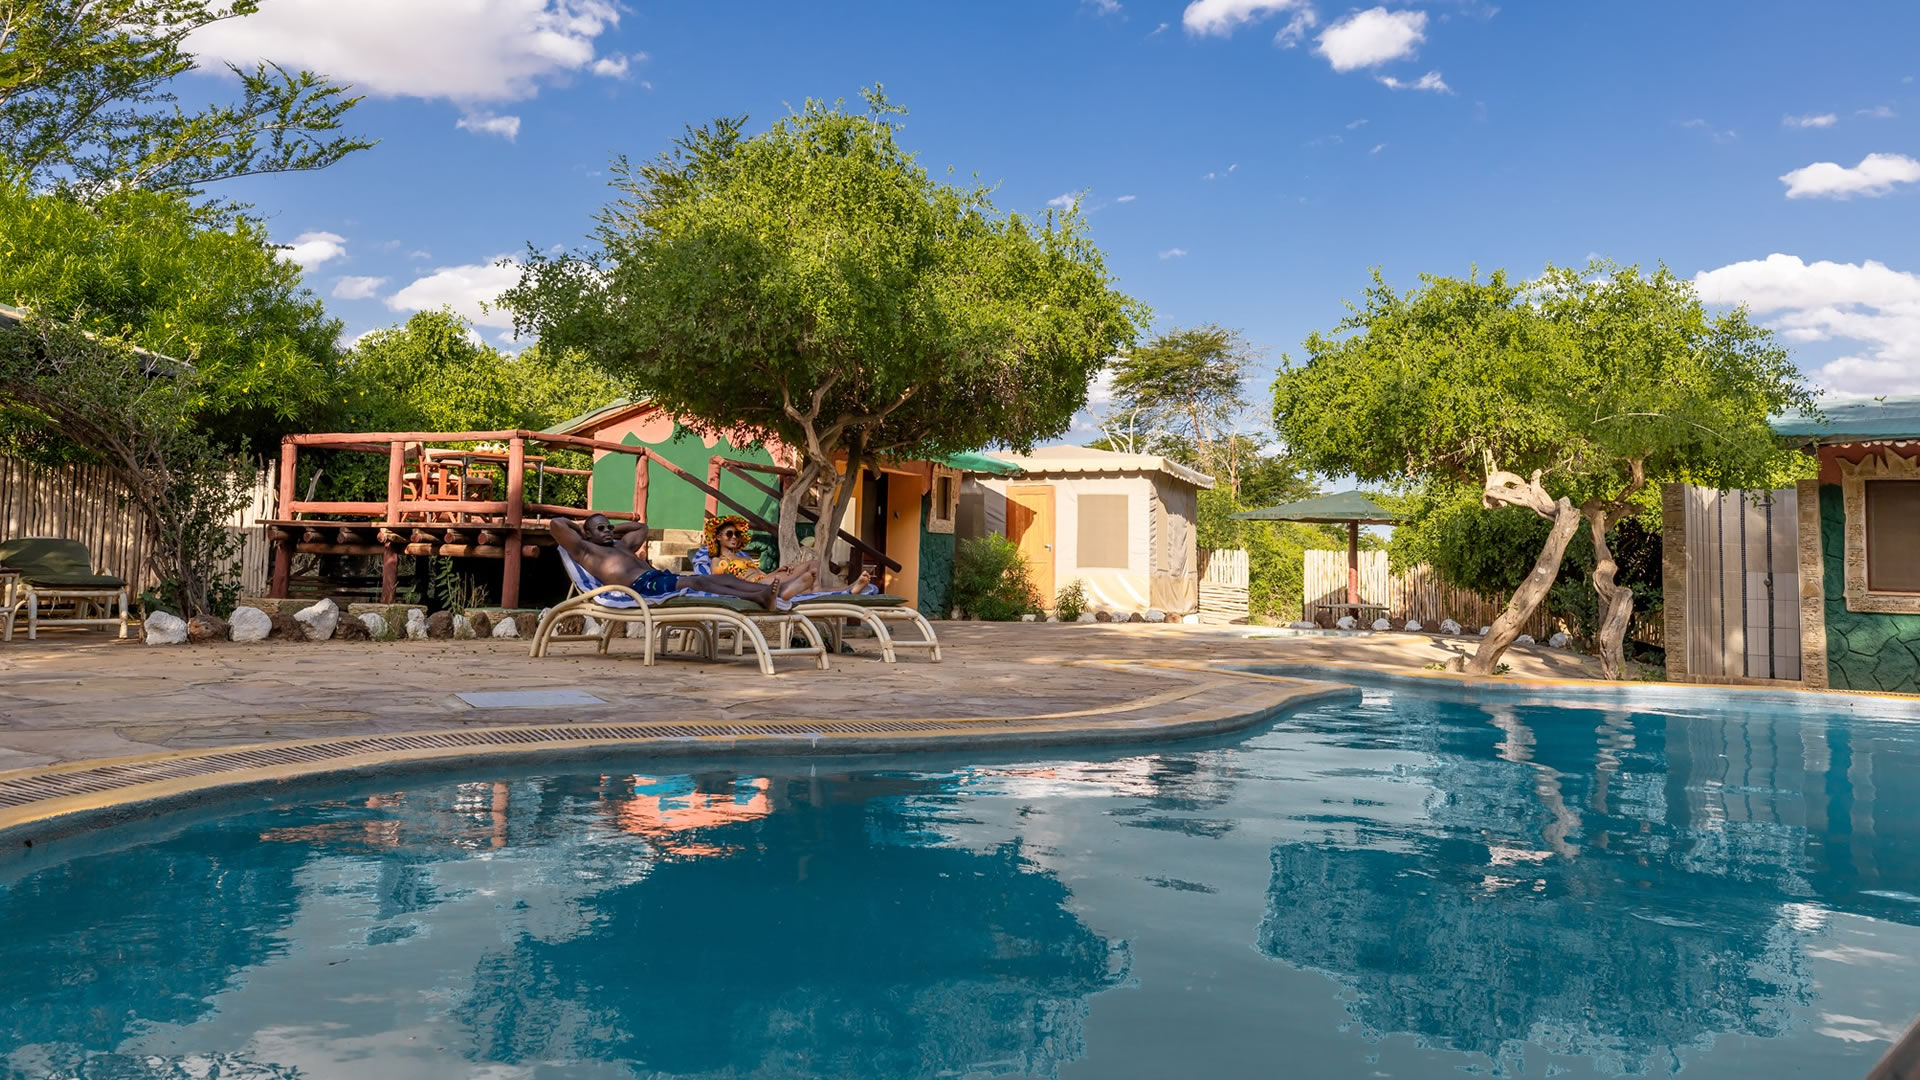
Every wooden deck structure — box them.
[267,430,900,608]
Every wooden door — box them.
[1005,485,1055,601]
[1683,486,1801,681]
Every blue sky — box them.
[187,0,1920,419]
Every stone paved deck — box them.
[0,622,1603,773]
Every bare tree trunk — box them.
[776,460,823,568]
[1466,467,1582,676]
[1585,503,1636,680]
[814,432,865,589]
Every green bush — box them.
[1054,579,1088,622]
[953,535,1041,621]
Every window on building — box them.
[1077,493,1130,568]
[926,466,960,533]
[1866,479,1920,593]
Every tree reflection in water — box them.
[450,769,1131,1078]
[1255,689,1920,1077]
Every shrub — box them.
[953,535,1041,621]
[1054,579,1088,622]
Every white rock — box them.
[1548,631,1571,649]
[1335,615,1359,630]
[358,612,388,638]
[582,616,603,636]
[1287,620,1318,630]
[229,606,272,643]
[1021,613,1038,622]
[625,619,648,638]
[949,610,961,620]
[491,618,520,639]
[1515,634,1535,645]
[405,608,429,640]
[1076,612,1097,624]
[1045,615,1059,623]
[293,598,339,641]
[143,610,188,645]
[452,614,476,640]
[1439,619,1463,636]
[1143,609,1168,623]
[1371,618,1392,631]
[1479,625,1492,636]
[1404,619,1423,632]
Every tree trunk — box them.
[1466,468,1581,676]
[776,460,822,569]
[1585,503,1636,680]
[814,435,865,589]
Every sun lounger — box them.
[691,546,942,663]
[0,537,131,642]
[529,549,827,675]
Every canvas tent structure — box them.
[962,445,1214,615]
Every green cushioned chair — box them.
[789,593,941,663]
[0,537,131,641]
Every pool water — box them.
[3,679,1918,1079]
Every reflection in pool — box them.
[2,681,1917,1078]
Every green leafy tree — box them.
[505,89,1143,577]
[0,178,341,452]
[1275,263,1813,678]
[0,312,252,616]
[0,0,372,208]
[1108,324,1261,490]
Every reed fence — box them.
[1198,548,1250,624]
[1304,549,1557,637]
[0,455,277,595]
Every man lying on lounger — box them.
[550,514,815,610]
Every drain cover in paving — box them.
[456,690,608,709]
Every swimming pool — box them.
[2,676,1916,1078]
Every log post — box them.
[705,457,723,519]
[270,438,297,596]
[1347,522,1360,607]
[634,453,649,522]
[381,441,404,603]
[503,436,526,608]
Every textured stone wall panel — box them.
[1820,484,1920,693]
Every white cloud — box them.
[1047,192,1080,209]
[1158,247,1188,259]
[1780,153,1920,200]
[456,112,522,140]
[1681,117,1736,143]
[1315,7,1426,72]
[1858,105,1897,119]
[1378,70,1449,92]
[1346,117,1368,129]
[331,275,388,300]
[387,258,523,329]
[1370,142,1386,154]
[408,250,432,260]
[283,231,347,269]
[590,51,644,78]
[1086,0,1123,14]
[1182,0,1308,37]
[1782,113,1837,129]
[189,0,626,104]
[1115,194,1137,203]
[1275,9,1316,47]
[1694,253,1920,396]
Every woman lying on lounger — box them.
[550,514,817,609]
[696,515,872,594]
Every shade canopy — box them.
[940,450,1023,476]
[1231,490,1399,525]
[1771,395,1920,442]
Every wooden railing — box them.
[272,430,900,607]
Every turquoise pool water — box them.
[3,678,1917,1078]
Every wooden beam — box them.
[503,435,525,609]
[271,440,296,596]
[284,500,386,517]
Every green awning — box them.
[942,451,1023,476]
[1771,396,1920,441]
[1230,490,1399,524]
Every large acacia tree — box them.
[1274,263,1812,678]
[505,89,1143,575]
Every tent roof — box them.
[1231,490,1399,524]
[1771,395,1920,442]
[984,445,1215,489]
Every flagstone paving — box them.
[0,622,1604,774]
